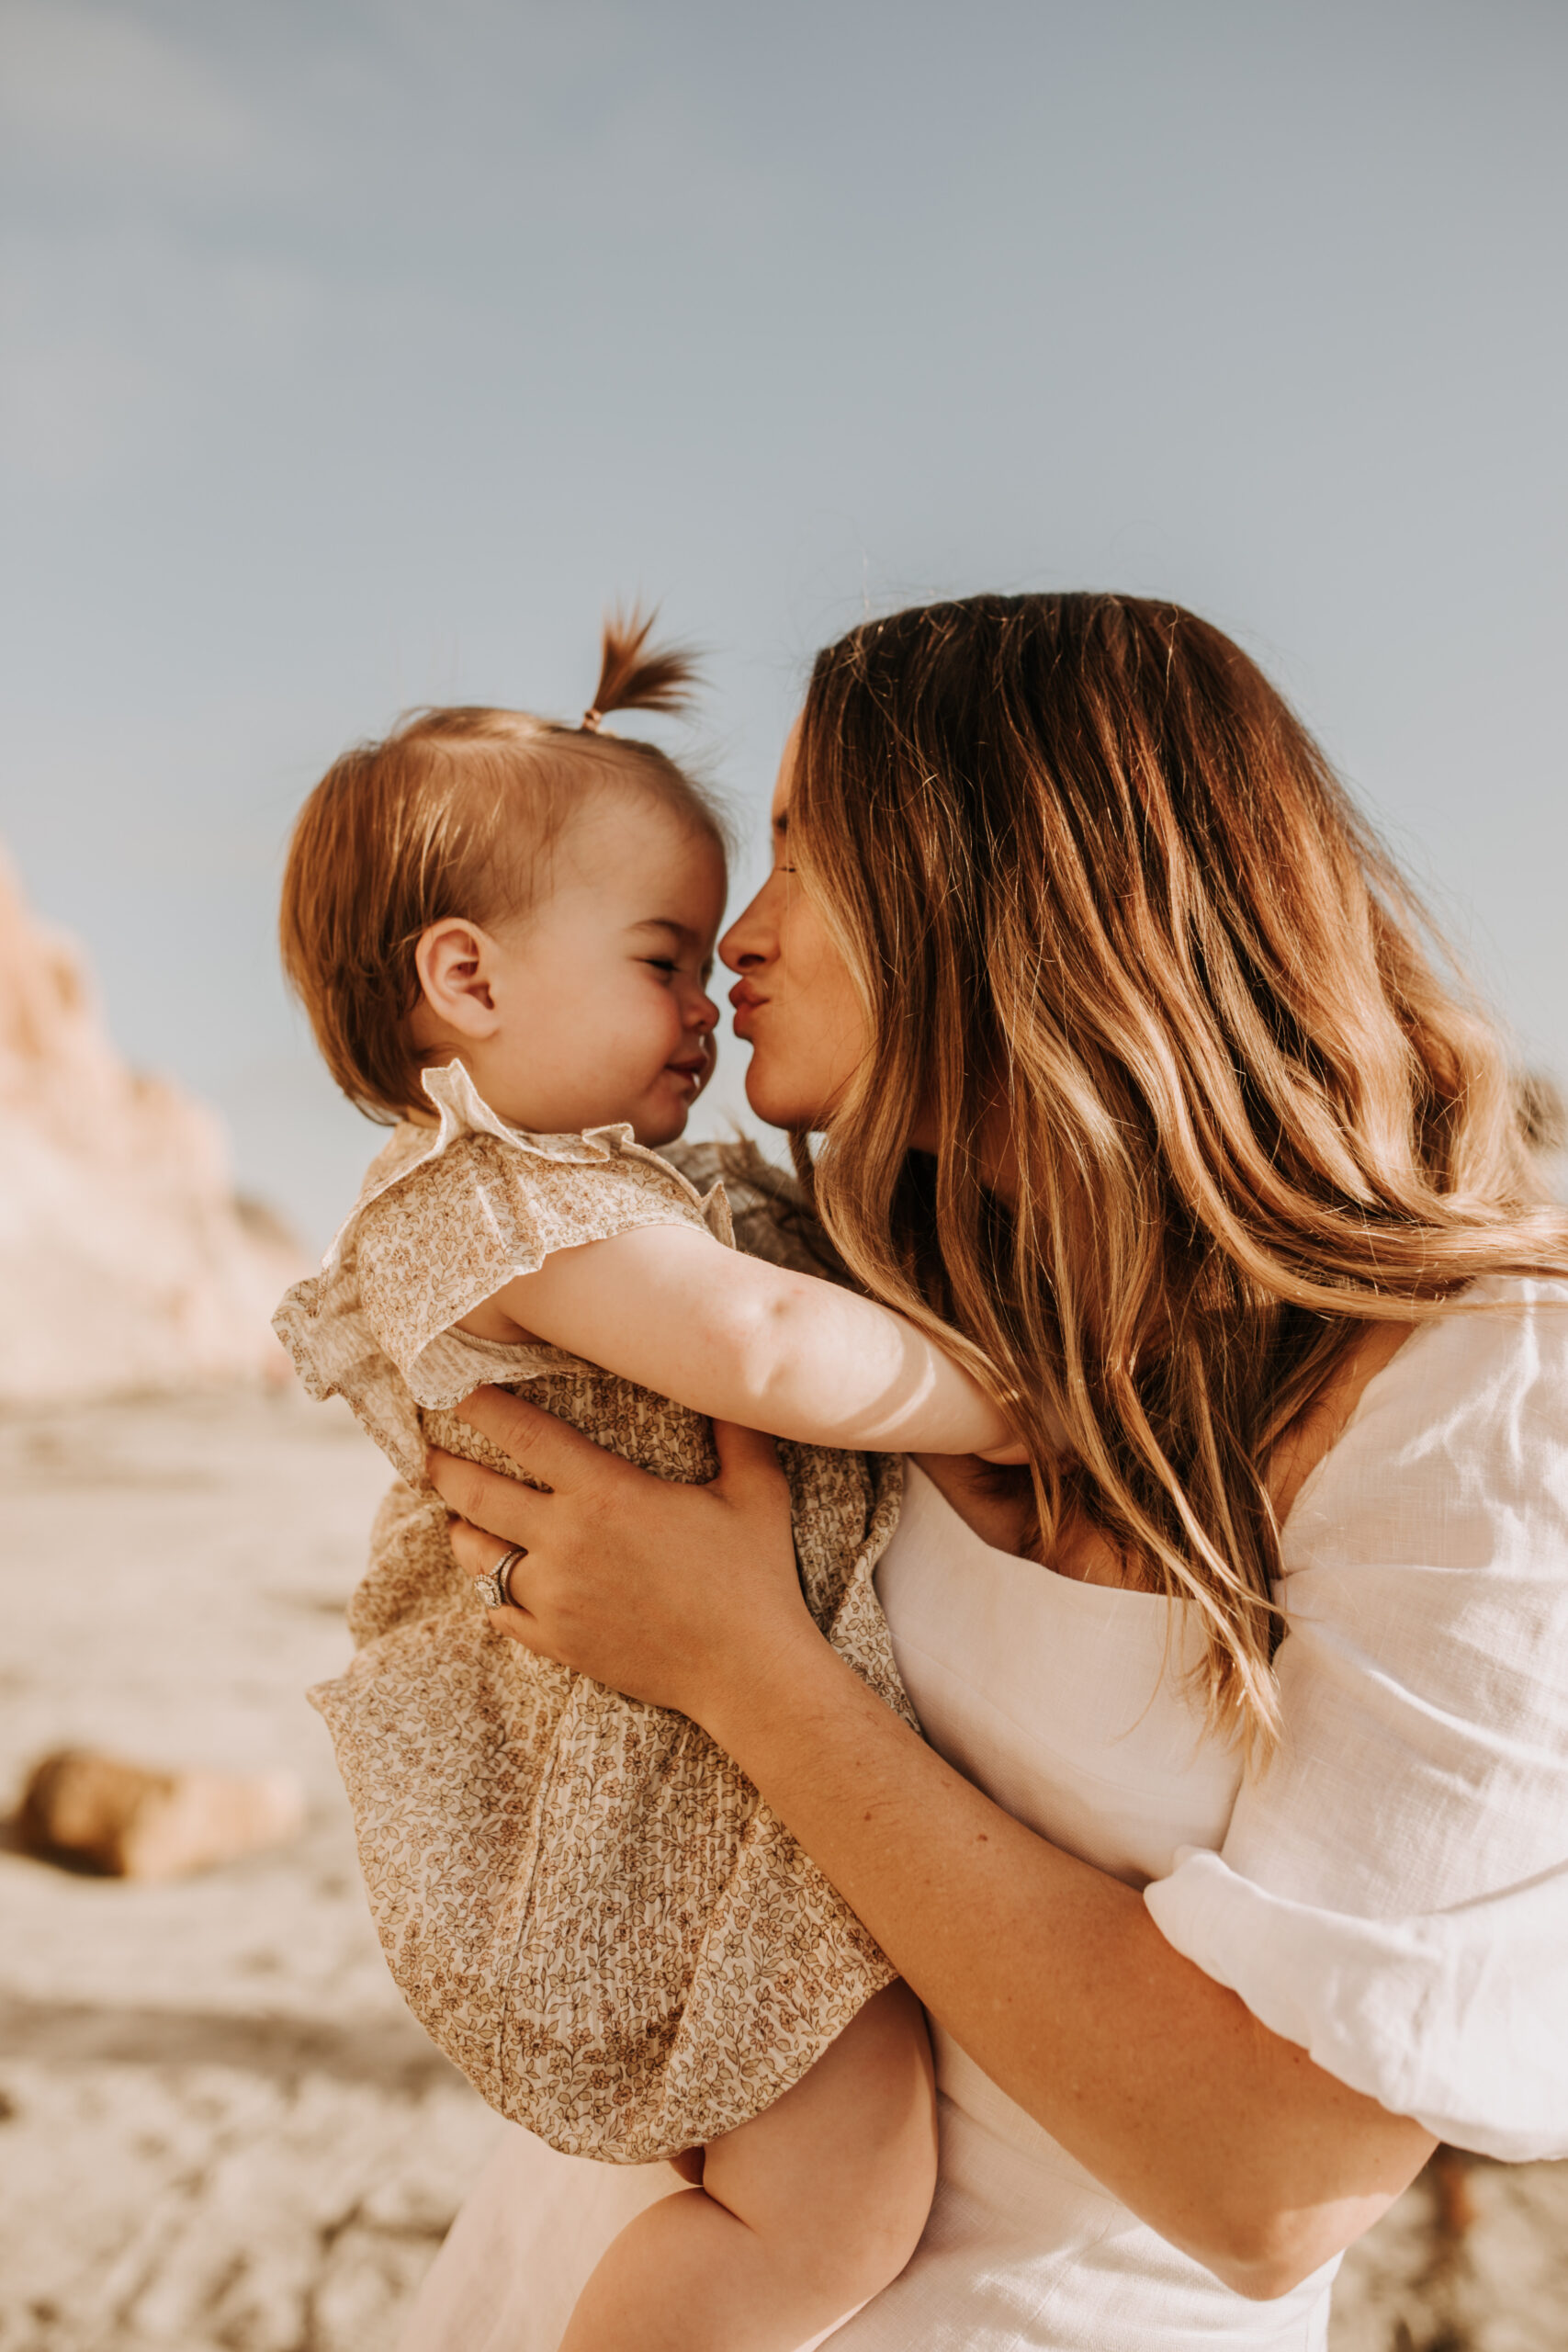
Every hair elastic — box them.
[581,707,603,732]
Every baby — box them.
[275,617,1017,2350]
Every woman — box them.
[401,593,1568,2349]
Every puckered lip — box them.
[728,979,767,1015]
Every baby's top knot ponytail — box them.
[581,605,700,733]
[282,596,724,1127]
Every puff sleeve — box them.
[273,1060,729,1482]
[1143,1277,1568,2161]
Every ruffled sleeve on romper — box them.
[273,1059,732,1485]
[1144,1276,1568,2162]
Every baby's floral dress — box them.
[275,1061,912,2164]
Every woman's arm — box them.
[468,1222,1015,1456]
[427,1391,1434,2301]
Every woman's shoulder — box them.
[1269,1271,1568,1897]
[1145,1274,1568,2165]
[1399,1269,1568,1395]
[1287,1272,1568,1563]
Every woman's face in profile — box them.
[719,723,869,1134]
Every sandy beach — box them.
[2,1386,1563,2351]
[0,1388,505,2351]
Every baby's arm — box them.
[466,1222,1018,1456]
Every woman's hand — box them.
[428,1387,817,1724]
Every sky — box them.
[2,0,1564,1250]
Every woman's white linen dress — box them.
[398,1277,1568,2351]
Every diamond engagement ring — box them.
[474,1546,525,1611]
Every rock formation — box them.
[18,1748,306,1881]
[0,844,303,1403]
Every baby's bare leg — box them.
[556,1981,935,2352]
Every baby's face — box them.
[474,791,726,1146]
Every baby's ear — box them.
[412,918,502,1037]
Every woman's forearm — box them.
[708,1624,1433,2299]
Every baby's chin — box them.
[628,1104,695,1150]
[625,1067,718,1150]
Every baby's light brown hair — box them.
[280,612,717,1122]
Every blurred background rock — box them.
[0,847,302,1406]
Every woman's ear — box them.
[413,918,502,1040]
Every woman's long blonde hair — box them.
[792,593,1568,1744]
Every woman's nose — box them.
[719,882,774,975]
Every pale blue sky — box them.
[3,0,1564,1247]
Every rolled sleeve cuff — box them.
[1145,1846,1568,2162]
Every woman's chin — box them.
[741,1064,818,1135]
